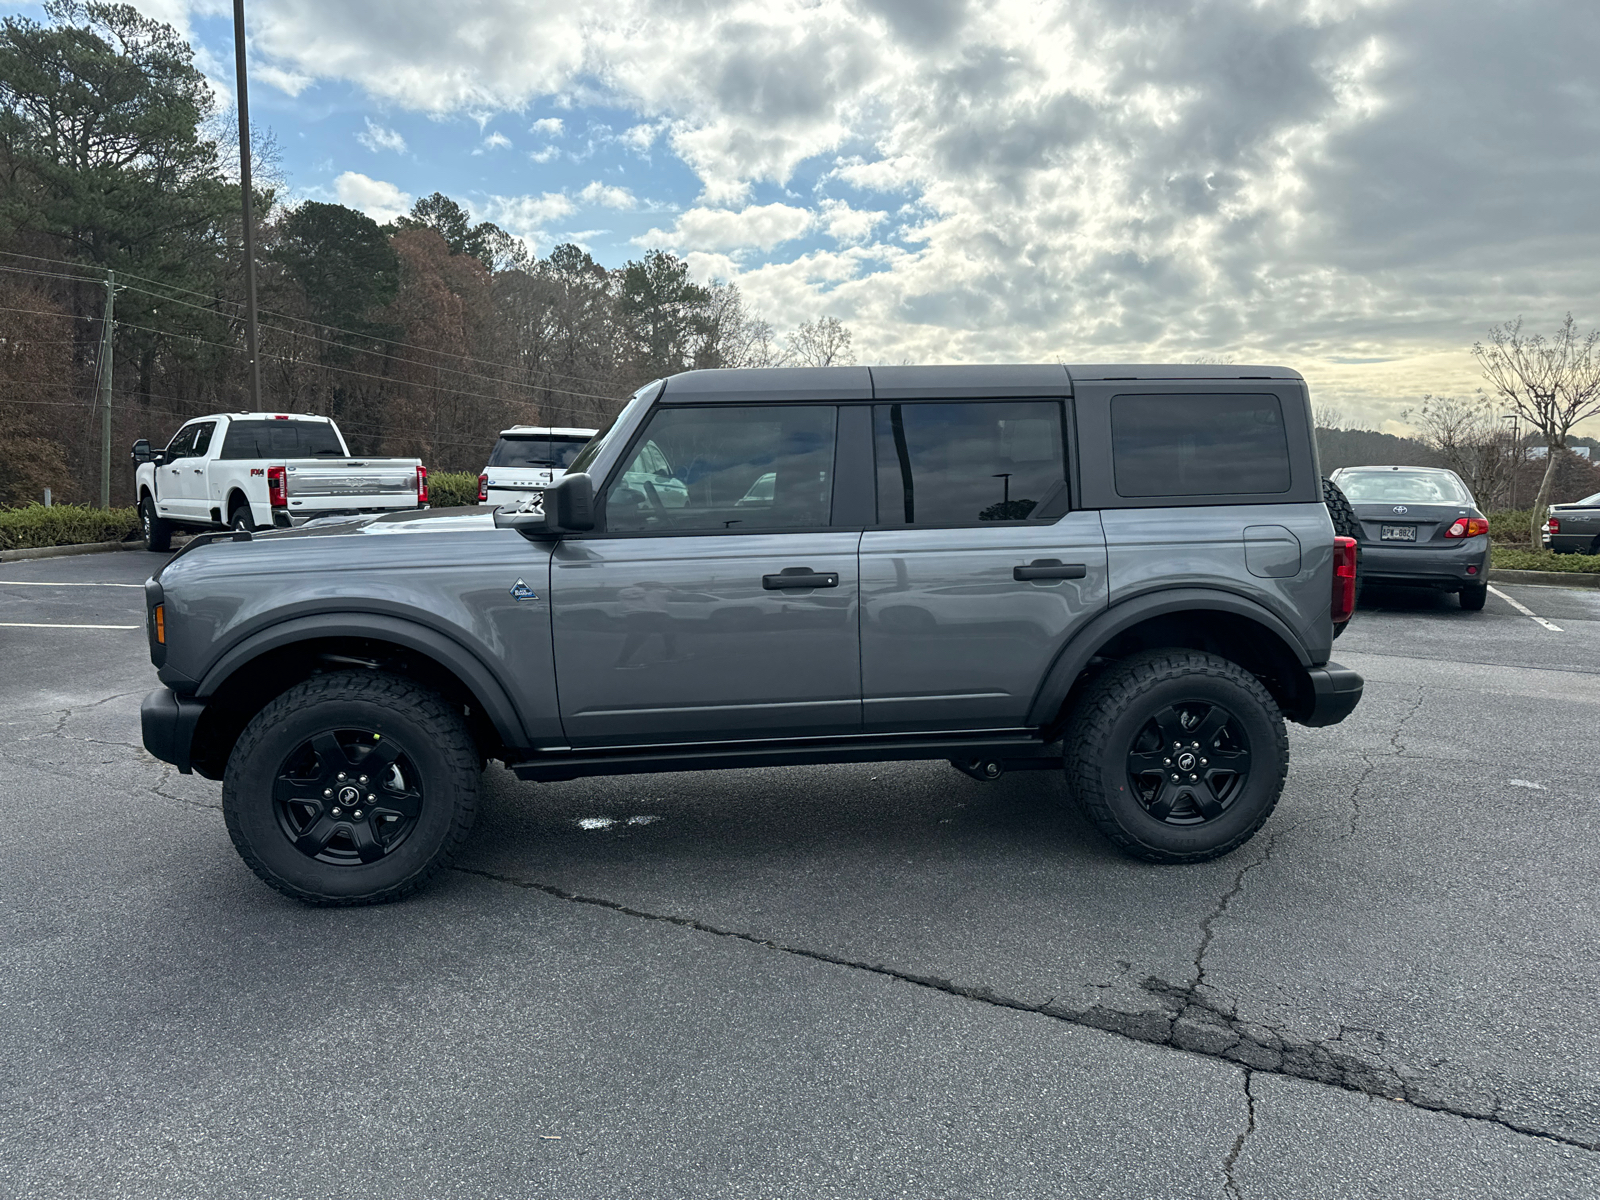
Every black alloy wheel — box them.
[273,729,424,864]
[1065,650,1288,862]
[1124,700,1252,825]
[223,671,479,905]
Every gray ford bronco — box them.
[140,364,1363,905]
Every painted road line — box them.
[0,581,145,588]
[1488,585,1563,632]
[0,622,140,630]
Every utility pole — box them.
[233,0,262,409]
[99,271,114,509]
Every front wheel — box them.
[223,672,479,905]
[1460,582,1488,610]
[1065,650,1288,863]
[140,496,172,552]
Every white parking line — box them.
[0,622,140,630]
[1488,585,1563,632]
[0,581,144,588]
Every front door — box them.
[154,424,197,518]
[172,420,217,520]
[551,403,861,746]
[859,399,1109,731]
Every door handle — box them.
[1013,559,1086,581]
[763,567,840,589]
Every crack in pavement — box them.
[1190,828,1278,1011]
[1389,690,1426,756]
[455,865,1600,1156]
[1222,1070,1256,1200]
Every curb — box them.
[1490,567,1600,589]
[0,539,146,563]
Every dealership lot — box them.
[2,551,1598,1198]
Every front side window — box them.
[604,405,836,533]
[189,421,217,456]
[874,401,1066,525]
[1111,393,1290,497]
[165,425,200,458]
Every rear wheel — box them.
[1323,477,1363,638]
[1460,582,1488,610]
[223,672,479,905]
[228,501,255,532]
[140,496,172,552]
[1065,650,1288,863]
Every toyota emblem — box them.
[1392,505,1408,514]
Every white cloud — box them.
[480,192,578,246]
[640,203,816,252]
[530,117,564,136]
[332,172,412,223]
[473,130,513,154]
[529,146,560,164]
[577,181,636,209]
[818,199,886,246]
[356,118,406,154]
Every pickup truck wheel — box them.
[228,502,254,533]
[1065,650,1288,863]
[222,672,479,905]
[140,497,172,552]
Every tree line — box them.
[0,1,851,508]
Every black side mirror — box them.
[492,473,596,539]
[547,472,595,534]
[130,439,153,464]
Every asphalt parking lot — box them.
[2,550,1598,1198]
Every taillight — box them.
[417,465,429,505]
[267,465,287,508]
[1546,517,1560,534]
[477,473,488,503]
[1331,536,1357,625]
[1444,517,1489,538]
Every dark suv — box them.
[141,364,1363,905]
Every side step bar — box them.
[509,731,1061,783]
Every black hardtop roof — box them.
[657,363,1303,402]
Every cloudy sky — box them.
[22,0,1600,430]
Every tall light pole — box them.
[233,0,262,410]
[1501,413,1520,510]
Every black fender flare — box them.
[1025,587,1315,727]
[194,612,530,747]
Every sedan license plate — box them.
[1381,525,1417,541]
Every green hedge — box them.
[427,471,480,508]
[1488,509,1538,545]
[0,504,142,551]
[1492,548,1600,573]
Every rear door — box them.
[858,398,1109,731]
[549,402,861,746]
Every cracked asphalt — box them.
[2,551,1598,1198]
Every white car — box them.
[131,412,426,551]
[477,426,597,507]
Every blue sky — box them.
[9,0,1600,431]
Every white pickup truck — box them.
[131,412,427,551]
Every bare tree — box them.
[783,315,855,367]
[1402,392,1517,508]
[1312,404,1346,431]
[1473,314,1600,540]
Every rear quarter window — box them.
[1111,393,1291,497]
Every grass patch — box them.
[1492,548,1600,573]
[426,471,480,508]
[0,504,141,551]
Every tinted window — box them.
[1338,471,1472,505]
[220,420,345,459]
[488,435,593,469]
[189,421,217,456]
[604,405,836,533]
[1111,394,1290,497]
[874,401,1065,525]
[164,425,198,458]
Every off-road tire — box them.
[140,496,172,552]
[223,671,479,906]
[1459,582,1488,611]
[1323,477,1362,638]
[228,501,254,533]
[1065,650,1288,863]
